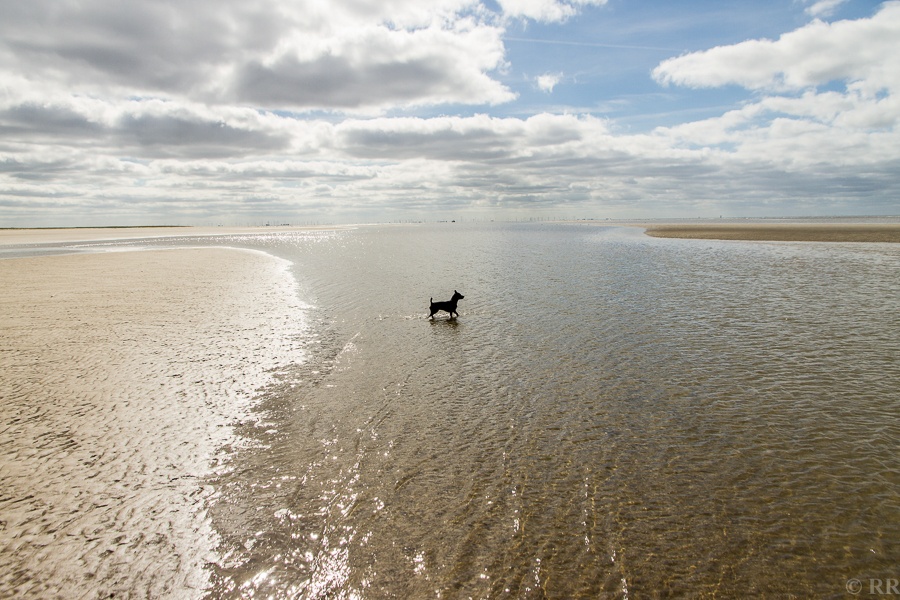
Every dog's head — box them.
[452,290,464,301]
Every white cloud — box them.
[805,0,848,18]
[1,1,899,224]
[228,23,515,111]
[497,0,607,22]
[334,113,594,161]
[0,0,513,112]
[0,89,303,159]
[536,73,562,93]
[649,1,900,184]
[652,2,900,92]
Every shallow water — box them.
[154,223,896,599]
[6,223,900,598]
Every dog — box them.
[428,290,464,320]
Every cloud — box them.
[497,0,607,22]
[1,1,899,224]
[0,0,513,112]
[335,113,590,161]
[0,92,296,159]
[0,0,607,115]
[649,1,900,186]
[652,2,900,92]
[536,73,563,93]
[804,0,849,18]
[0,1,262,96]
[229,24,514,110]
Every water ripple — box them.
[182,224,898,598]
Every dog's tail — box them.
[430,297,433,303]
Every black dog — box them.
[428,290,464,320]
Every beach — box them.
[0,246,307,598]
[0,225,343,247]
[2,223,898,598]
[641,221,900,242]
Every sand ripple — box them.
[0,248,307,598]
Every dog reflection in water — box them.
[428,290,464,320]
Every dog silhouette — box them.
[428,290,464,320]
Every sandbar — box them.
[642,222,900,243]
[0,247,306,598]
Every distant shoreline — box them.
[0,225,189,231]
[3,220,900,245]
[641,222,900,243]
[0,224,346,246]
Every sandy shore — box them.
[0,225,345,246]
[0,248,307,598]
[642,222,900,243]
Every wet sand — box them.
[642,222,900,242]
[0,225,342,246]
[0,248,307,598]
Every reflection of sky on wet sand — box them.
[0,248,309,598]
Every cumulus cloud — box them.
[652,2,900,92]
[536,73,563,93]
[650,1,900,188]
[229,24,514,110]
[0,0,512,111]
[0,92,297,159]
[335,113,591,161]
[1,0,899,224]
[497,0,608,22]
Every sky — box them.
[0,0,898,226]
